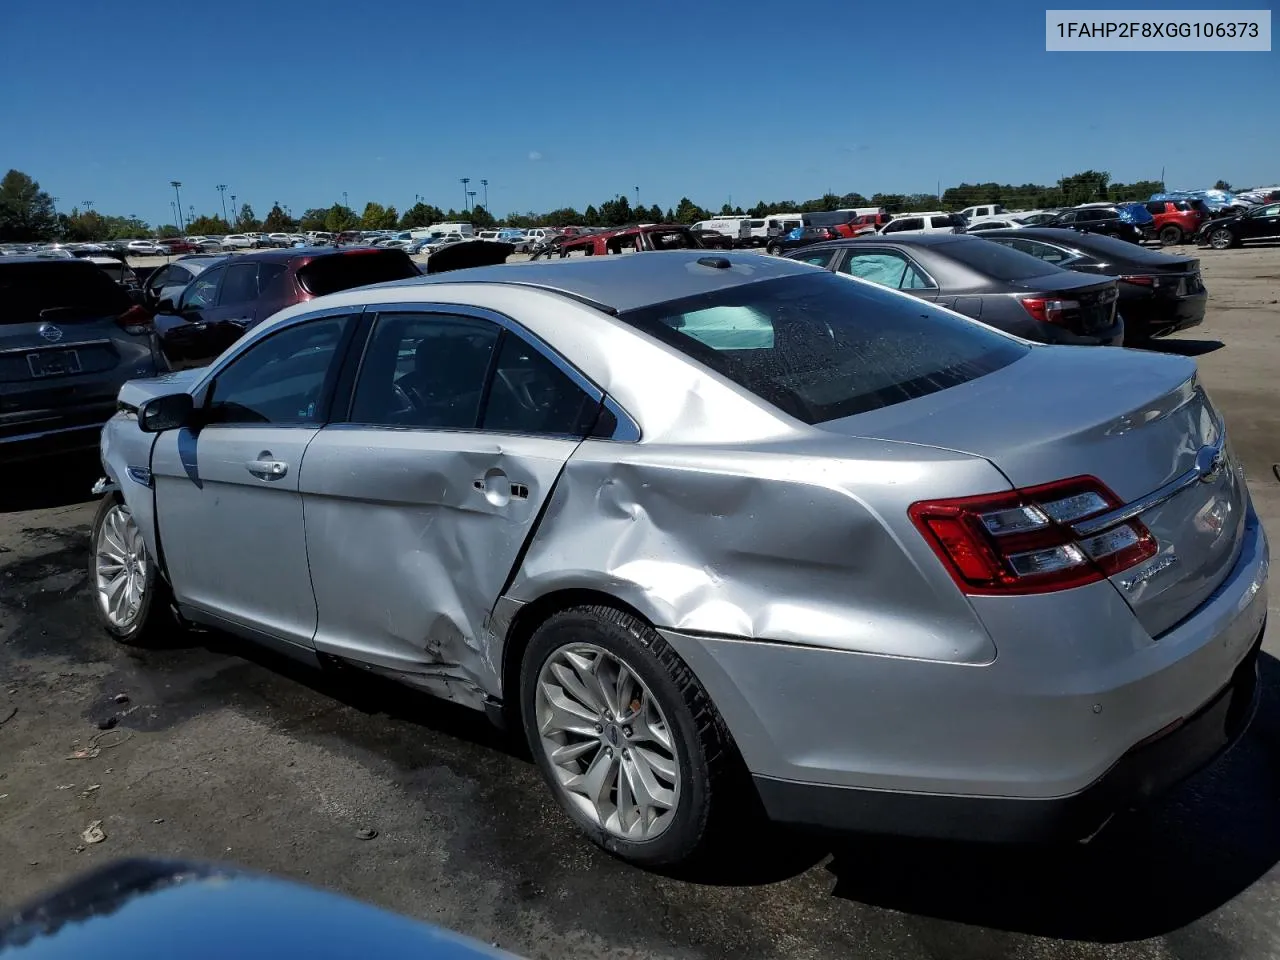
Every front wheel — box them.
[521,606,741,868]
[1208,227,1237,250]
[766,244,782,256]
[89,495,174,646]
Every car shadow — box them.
[1142,338,1226,357]
[822,651,1280,942]
[0,453,102,513]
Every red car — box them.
[159,238,198,254]
[1143,200,1205,246]
[533,224,703,258]
[851,213,893,236]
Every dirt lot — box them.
[3,247,1279,959]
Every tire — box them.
[89,494,175,646]
[766,244,781,257]
[1158,225,1183,246]
[1209,227,1237,250]
[520,605,739,868]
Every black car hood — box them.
[425,240,514,274]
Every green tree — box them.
[647,204,664,223]
[323,204,358,233]
[542,207,583,226]
[235,203,261,231]
[1213,179,1232,192]
[582,204,600,226]
[599,195,633,226]
[360,202,391,230]
[299,207,330,231]
[665,207,675,221]
[157,223,181,238]
[0,169,58,242]
[673,197,707,223]
[469,204,497,229]
[1058,170,1110,206]
[187,215,230,234]
[263,204,296,232]
[399,202,443,229]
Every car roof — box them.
[0,255,103,266]
[375,250,818,312]
[806,233,972,250]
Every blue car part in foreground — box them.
[0,859,522,960]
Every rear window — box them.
[935,237,1061,281]
[296,249,419,296]
[1051,229,1186,265]
[0,261,132,324]
[617,272,1026,424]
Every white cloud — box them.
[528,151,543,162]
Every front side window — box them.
[218,262,259,305]
[181,266,224,310]
[206,316,352,425]
[350,313,500,429]
[618,272,1026,424]
[792,249,836,268]
[838,251,934,290]
[884,218,922,233]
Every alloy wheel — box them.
[1210,229,1233,250]
[95,504,147,629]
[535,643,681,841]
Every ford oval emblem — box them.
[38,323,64,343]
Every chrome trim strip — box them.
[1072,430,1225,537]
[0,338,113,356]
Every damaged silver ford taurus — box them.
[91,250,1268,867]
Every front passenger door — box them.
[299,308,604,690]
[151,312,356,650]
[157,265,226,368]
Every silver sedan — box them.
[92,252,1268,867]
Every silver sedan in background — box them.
[91,252,1268,868]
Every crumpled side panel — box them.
[99,414,159,562]
[506,437,1006,665]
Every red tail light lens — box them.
[115,304,154,335]
[1019,297,1078,325]
[909,476,1156,595]
[1120,275,1155,286]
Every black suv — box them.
[1197,202,1280,249]
[1,257,163,462]
[1044,206,1145,243]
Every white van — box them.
[693,218,750,245]
[878,212,967,236]
[410,222,475,240]
[958,204,1006,220]
[836,207,886,218]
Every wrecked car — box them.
[91,251,1267,868]
[529,223,703,258]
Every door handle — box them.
[246,453,288,480]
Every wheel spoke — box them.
[549,739,597,765]
[538,685,599,738]
[567,746,616,811]
[634,744,676,782]
[626,747,675,812]
[550,660,605,716]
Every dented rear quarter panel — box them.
[99,412,160,561]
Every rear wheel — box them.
[521,605,739,868]
[1209,227,1237,250]
[766,243,782,256]
[1159,225,1183,245]
[89,494,174,646]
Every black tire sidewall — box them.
[1160,226,1181,245]
[89,494,161,644]
[519,609,716,867]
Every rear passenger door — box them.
[834,248,940,302]
[298,306,606,688]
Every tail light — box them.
[1119,275,1155,286]
[1019,297,1078,325]
[909,476,1156,595]
[115,304,154,335]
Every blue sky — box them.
[4,0,1275,224]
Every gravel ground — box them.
[2,244,1280,959]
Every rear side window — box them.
[219,262,260,305]
[935,237,1059,280]
[930,215,956,229]
[617,272,1026,424]
[297,250,419,296]
[0,262,132,324]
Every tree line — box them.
[0,167,1231,243]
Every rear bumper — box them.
[661,506,1268,841]
[753,625,1261,842]
[1124,293,1207,339]
[0,420,111,462]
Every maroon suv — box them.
[152,247,420,368]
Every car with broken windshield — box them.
[91,251,1267,869]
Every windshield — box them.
[934,236,1063,281]
[617,272,1026,424]
[0,261,133,324]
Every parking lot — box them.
[2,244,1279,959]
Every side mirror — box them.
[138,393,194,433]
[156,297,177,313]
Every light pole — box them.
[460,178,470,212]
[230,195,237,229]
[170,181,183,231]
[467,191,476,213]
[342,191,348,210]
[188,205,195,226]
[635,186,640,210]
[170,201,178,228]
[216,184,228,224]
[480,179,488,210]
[84,200,93,210]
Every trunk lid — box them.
[1007,271,1119,337]
[824,346,1247,636]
